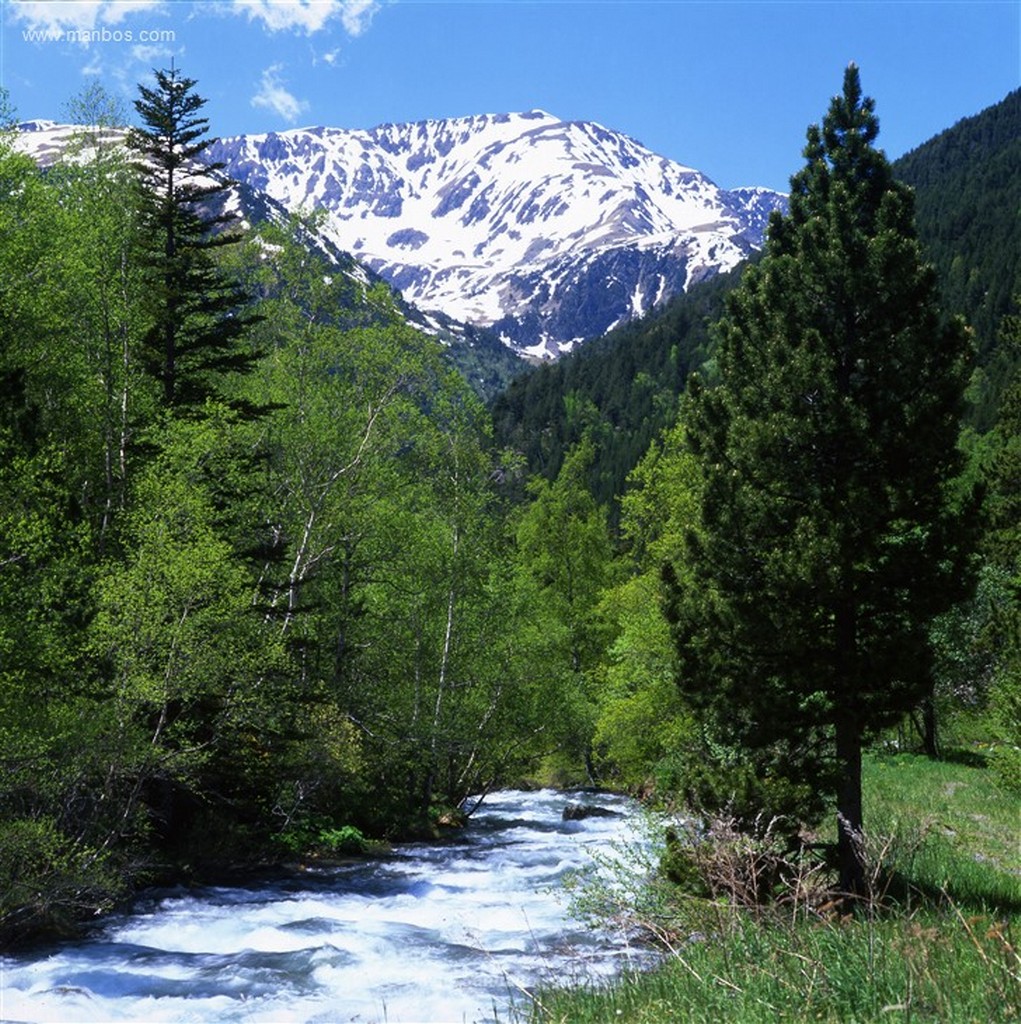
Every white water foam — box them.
[0,790,651,1024]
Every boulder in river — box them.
[562,803,619,821]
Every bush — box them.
[661,814,829,914]
[990,744,1021,793]
[0,817,124,947]
[317,824,371,855]
[989,661,1021,791]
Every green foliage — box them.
[225,215,578,833]
[988,656,1021,792]
[893,90,1021,428]
[587,418,702,789]
[0,818,125,943]
[977,310,1021,790]
[127,66,260,412]
[277,817,378,859]
[511,439,615,780]
[514,439,613,659]
[491,265,744,508]
[592,573,694,789]
[925,563,1007,753]
[0,74,585,941]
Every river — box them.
[0,789,654,1023]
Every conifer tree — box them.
[127,65,258,411]
[666,66,975,899]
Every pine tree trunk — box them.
[922,696,940,759]
[835,711,865,906]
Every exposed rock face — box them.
[206,112,787,358]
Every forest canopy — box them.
[1,68,1017,946]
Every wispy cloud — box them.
[230,0,381,36]
[338,1,380,37]
[9,1,177,90]
[9,1,383,40]
[9,1,164,35]
[132,42,176,66]
[312,45,343,68]
[251,63,308,123]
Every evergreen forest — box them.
[1,63,1019,985]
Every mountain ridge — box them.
[492,87,1021,501]
[14,117,528,399]
[205,111,787,357]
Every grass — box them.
[864,750,1020,908]
[511,749,1021,1023]
[526,914,1019,1023]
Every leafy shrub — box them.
[990,744,1021,793]
[0,817,124,946]
[989,662,1021,792]
[317,824,370,855]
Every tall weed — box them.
[531,801,1020,1023]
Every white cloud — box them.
[132,42,175,65]
[338,0,379,36]
[251,63,309,123]
[231,0,381,36]
[10,1,163,34]
[312,45,342,67]
[81,48,105,76]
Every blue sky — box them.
[2,1,1018,192]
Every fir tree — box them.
[127,65,259,412]
[665,66,976,900]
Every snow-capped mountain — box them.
[15,118,290,236]
[15,118,526,397]
[207,112,787,359]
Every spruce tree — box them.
[666,66,975,899]
[127,65,258,412]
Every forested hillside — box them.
[0,76,596,946]
[895,88,1021,428]
[492,87,1021,496]
[487,70,1021,894]
[490,266,748,506]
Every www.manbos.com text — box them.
[21,27,177,45]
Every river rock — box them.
[562,803,619,821]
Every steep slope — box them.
[206,112,787,358]
[15,119,525,400]
[491,261,750,507]
[892,89,1021,428]
[494,89,1020,500]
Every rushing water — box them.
[1,789,653,1024]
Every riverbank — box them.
[0,797,473,952]
[520,751,1021,1023]
[0,789,647,1023]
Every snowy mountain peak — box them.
[207,112,785,357]
[16,112,786,359]
[16,119,60,132]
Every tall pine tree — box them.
[127,65,258,412]
[665,65,975,900]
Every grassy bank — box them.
[515,751,1021,1023]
